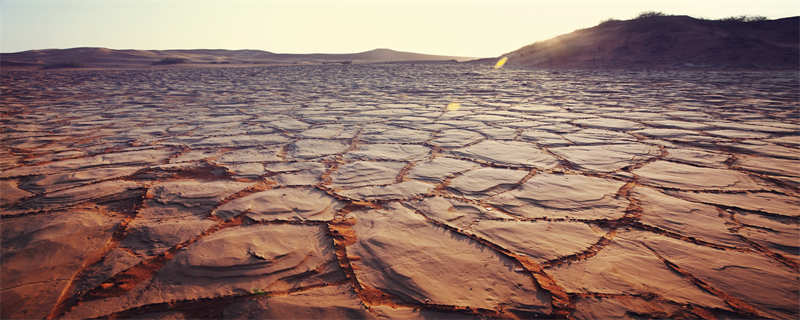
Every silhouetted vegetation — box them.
[599,18,621,26]
[153,57,188,65]
[636,11,668,19]
[604,13,771,25]
[718,15,768,22]
[42,62,83,69]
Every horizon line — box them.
[0,46,486,58]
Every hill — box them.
[0,47,471,69]
[503,15,799,69]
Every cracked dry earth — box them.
[1,64,799,320]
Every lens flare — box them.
[494,56,508,69]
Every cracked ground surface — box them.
[1,64,798,319]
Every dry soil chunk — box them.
[471,220,604,262]
[18,166,142,194]
[634,231,799,320]
[169,224,338,280]
[149,180,252,208]
[330,161,405,188]
[550,143,658,172]
[520,129,571,146]
[489,173,627,219]
[221,284,372,319]
[549,232,729,310]
[214,187,343,221]
[0,180,32,206]
[634,187,743,247]
[270,118,311,131]
[348,204,551,313]
[65,224,343,319]
[121,216,216,256]
[635,161,763,191]
[266,161,327,186]
[169,149,218,163]
[670,191,800,217]
[766,135,800,146]
[631,128,697,138]
[0,148,173,178]
[664,148,730,168]
[407,157,477,183]
[572,118,644,130]
[734,212,800,260]
[361,128,431,144]
[734,155,800,178]
[726,142,800,160]
[449,167,528,197]
[409,197,510,229]
[195,134,289,147]
[336,180,434,201]
[562,128,638,145]
[1,209,120,319]
[706,129,771,139]
[452,140,557,169]
[224,162,266,178]
[290,139,350,159]
[218,147,282,163]
[429,129,484,148]
[571,295,687,320]
[11,180,143,213]
[299,125,358,139]
[644,119,711,130]
[346,143,429,161]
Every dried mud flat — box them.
[1,64,799,319]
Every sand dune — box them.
[0,47,472,69]
[502,15,799,69]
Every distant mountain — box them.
[0,47,472,69]
[502,15,799,69]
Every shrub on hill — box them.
[718,15,768,22]
[599,18,621,26]
[636,11,668,19]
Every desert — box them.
[2,8,799,320]
[3,62,798,319]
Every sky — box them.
[2,0,798,57]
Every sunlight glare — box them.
[494,56,508,69]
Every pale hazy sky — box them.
[2,0,798,57]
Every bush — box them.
[719,15,768,22]
[636,11,667,19]
[599,18,620,26]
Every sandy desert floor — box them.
[1,64,798,319]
